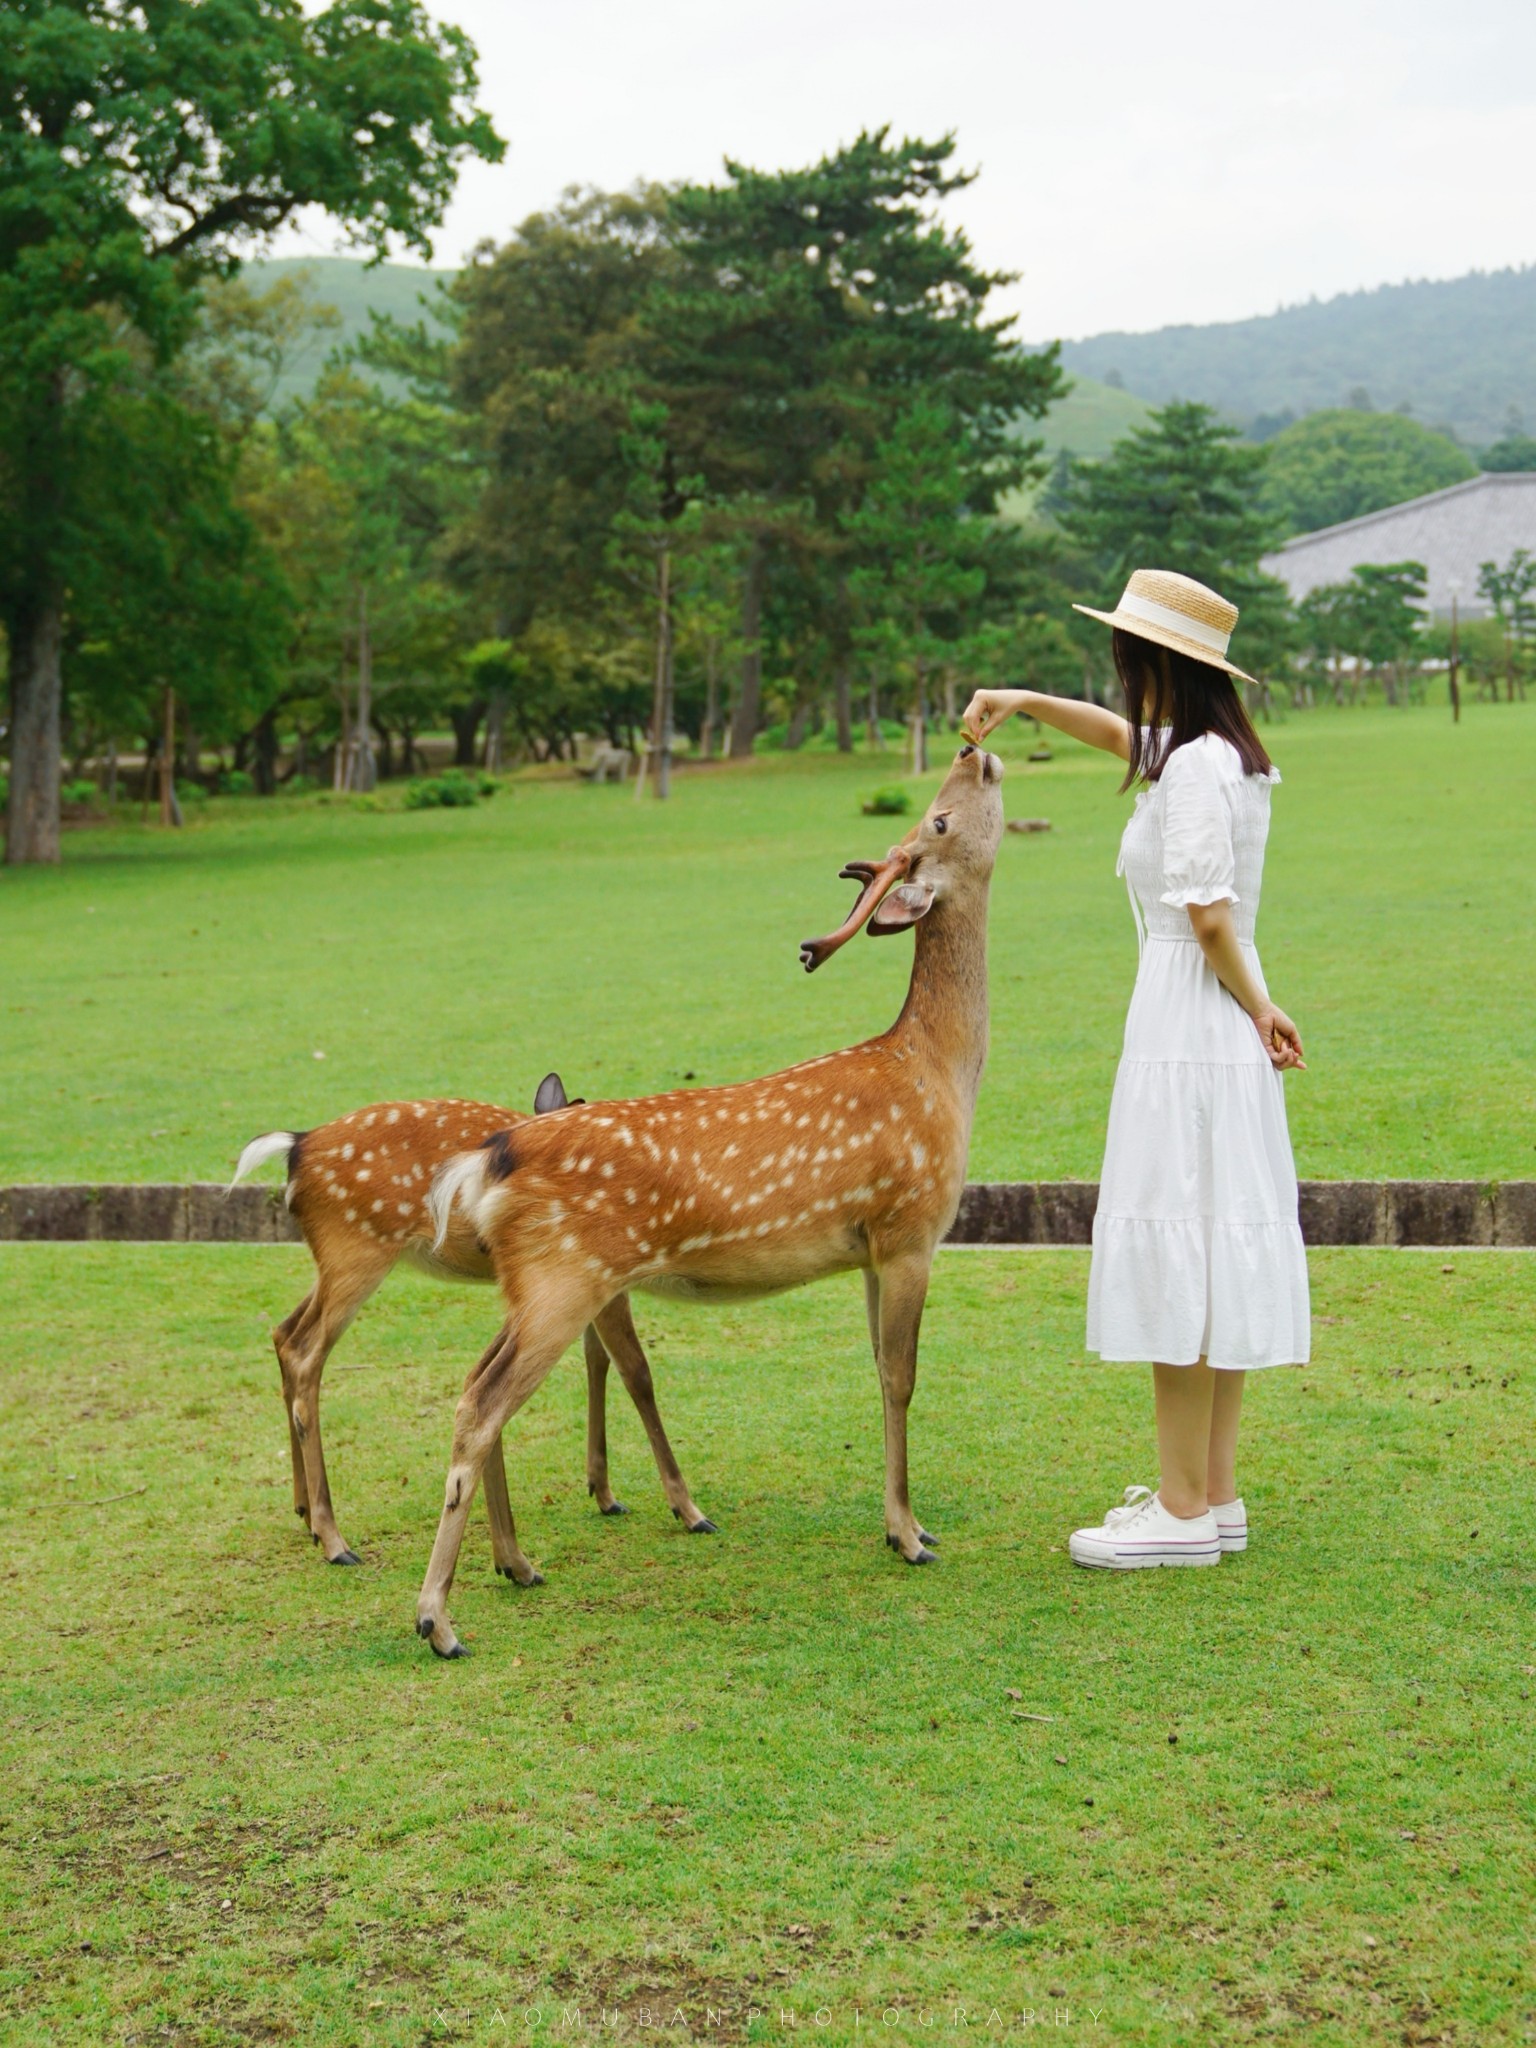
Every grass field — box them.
[3,697,1533,1189]
[2,1242,1531,2045]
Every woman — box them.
[962,568,1309,1569]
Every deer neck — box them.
[889,883,992,1112]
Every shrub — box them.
[0,774,8,812]
[285,774,320,796]
[175,779,209,804]
[60,778,99,806]
[218,768,256,796]
[405,768,481,810]
[862,785,912,816]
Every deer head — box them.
[800,744,1005,972]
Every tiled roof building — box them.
[1260,472,1536,618]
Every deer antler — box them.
[799,845,914,973]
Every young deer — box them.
[231,1075,712,1571]
[414,743,1004,1656]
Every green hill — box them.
[243,256,456,404]
[1052,265,1536,450]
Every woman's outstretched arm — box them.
[960,686,1130,761]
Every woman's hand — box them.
[1251,1002,1306,1072]
[959,688,1030,746]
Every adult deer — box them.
[415,743,1004,1656]
[230,1075,712,1571]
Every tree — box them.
[655,130,1063,755]
[1477,548,1536,701]
[1258,409,1476,537]
[1478,431,1536,474]
[1,0,501,862]
[1061,401,1292,675]
[1261,405,1482,536]
[845,402,988,771]
[1297,562,1426,703]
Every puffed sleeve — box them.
[1159,740,1238,909]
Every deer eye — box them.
[933,815,948,835]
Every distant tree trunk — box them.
[637,547,675,800]
[833,661,853,753]
[700,644,721,760]
[376,720,395,781]
[158,686,182,828]
[867,674,882,748]
[105,740,119,805]
[4,590,64,864]
[784,698,811,750]
[351,587,377,792]
[483,689,508,773]
[253,708,279,795]
[911,660,928,775]
[729,536,767,758]
[450,698,485,766]
[941,668,957,729]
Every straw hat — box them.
[1073,568,1255,684]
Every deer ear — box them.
[867,880,936,935]
[533,1073,568,1115]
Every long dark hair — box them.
[1113,628,1273,791]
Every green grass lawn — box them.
[3,697,1533,1188]
[1,1243,1531,2045]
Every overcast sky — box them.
[276,0,1536,341]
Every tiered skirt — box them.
[1085,935,1310,1370]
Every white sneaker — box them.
[1068,1485,1222,1570]
[1212,1498,1247,1554]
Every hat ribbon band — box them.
[1117,591,1230,655]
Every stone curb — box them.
[1,1182,1532,1248]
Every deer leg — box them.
[416,1287,593,1658]
[482,1433,545,1587]
[273,1290,316,1525]
[864,1268,936,1549]
[872,1252,938,1565]
[592,1295,715,1534]
[583,1324,626,1515]
[282,1260,388,1566]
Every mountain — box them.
[243,256,456,404]
[1052,266,1536,451]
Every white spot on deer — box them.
[595,1116,613,1127]
[387,1108,400,1124]
[342,1143,355,1160]
[356,1169,371,1183]
[560,1233,578,1251]
[436,1116,446,1128]
[372,1198,384,1213]
[617,1126,634,1147]
[578,1157,593,1173]
[888,1103,903,1122]
[754,1221,771,1236]
[910,1142,927,1169]
[722,1142,739,1161]
[637,1239,651,1254]
[625,1188,638,1205]
[601,1161,615,1178]
[345,1207,357,1222]
[679,1232,713,1253]
[397,1202,412,1217]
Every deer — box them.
[230,1074,714,1575]
[411,742,1005,1656]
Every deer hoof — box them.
[918,1529,940,1547]
[688,1517,719,1535]
[887,1534,937,1565]
[416,1618,469,1659]
[327,1548,362,1567]
[495,1563,545,1587]
[599,1500,628,1517]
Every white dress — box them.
[1085,732,1310,1370]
